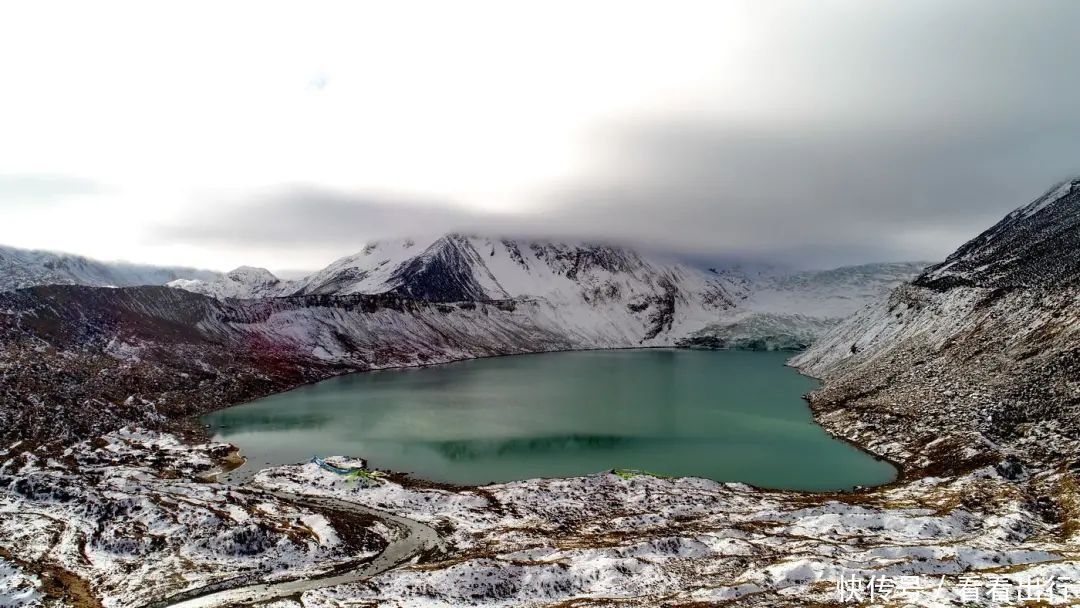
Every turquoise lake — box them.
[203,349,896,490]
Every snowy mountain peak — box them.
[167,266,281,299]
[281,233,753,343]
[291,233,742,303]
[225,266,279,283]
[266,233,925,346]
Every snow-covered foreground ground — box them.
[1,427,1077,607]
[247,454,1076,607]
[0,430,390,608]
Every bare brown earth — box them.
[0,546,101,608]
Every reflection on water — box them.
[203,350,896,490]
[215,411,333,433]
[431,434,637,460]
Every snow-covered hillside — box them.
[747,262,930,318]
[166,234,924,347]
[0,244,219,292]
[288,234,741,302]
[796,178,1080,377]
[792,177,1080,470]
[290,234,755,343]
[168,266,283,299]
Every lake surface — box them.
[204,350,895,490]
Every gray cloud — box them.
[535,119,1080,267]
[161,111,1080,270]
[154,185,494,249]
[525,0,1080,267]
[156,0,1080,270]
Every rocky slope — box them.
[253,451,1076,608]
[0,244,218,292]
[914,178,1080,291]
[793,178,1080,475]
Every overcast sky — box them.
[2,1,1079,272]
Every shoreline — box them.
[193,345,909,497]
[787,361,915,492]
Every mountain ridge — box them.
[0,236,927,352]
[0,244,220,292]
[914,177,1080,292]
[168,234,924,348]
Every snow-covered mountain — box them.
[797,177,1080,375]
[0,244,219,292]
[793,177,1080,469]
[0,235,925,349]
[914,178,1080,291]
[286,234,750,343]
[168,266,283,299]
[747,262,931,318]
[164,234,923,347]
[288,234,738,302]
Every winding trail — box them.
[148,490,447,608]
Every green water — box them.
[203,350,895,490]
